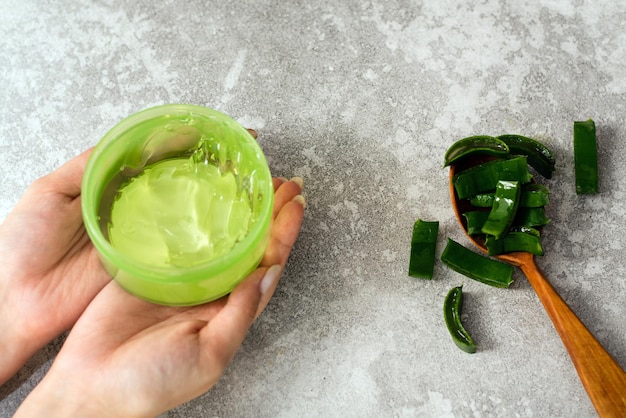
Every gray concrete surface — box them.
[1,1,625,417]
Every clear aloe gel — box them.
[107,152,253,268]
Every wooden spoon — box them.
[449,163,626,418]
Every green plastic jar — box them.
[82,104,274,306]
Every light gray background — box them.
[1,1,625,417]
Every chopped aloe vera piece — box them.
[408,219,439,279]
[573,119,599,194]
[444,136,509,167]
[481,180,521,239]
[441,238,514,288]
[444,285,476,353]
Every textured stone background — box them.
[1,1,625,417]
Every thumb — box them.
[28,148,94,199]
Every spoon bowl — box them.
[449,162,626,417]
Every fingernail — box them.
[246,128,258,139]
[277,177,289,183]
[289,176,304,189]
[260,265,282,295]
[292,194,307,209]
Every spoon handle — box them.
[520,258,626,418]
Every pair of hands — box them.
[0,146,304,416]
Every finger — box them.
[199,267,269,370]
[246,128,258,139]
[261,199,304,268]
[35,148,94,199]
[272,179,303,219]
[272,177,287,191]
[254,264,284,318]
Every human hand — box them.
[15,177,305,417]
[0,149,111,385]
